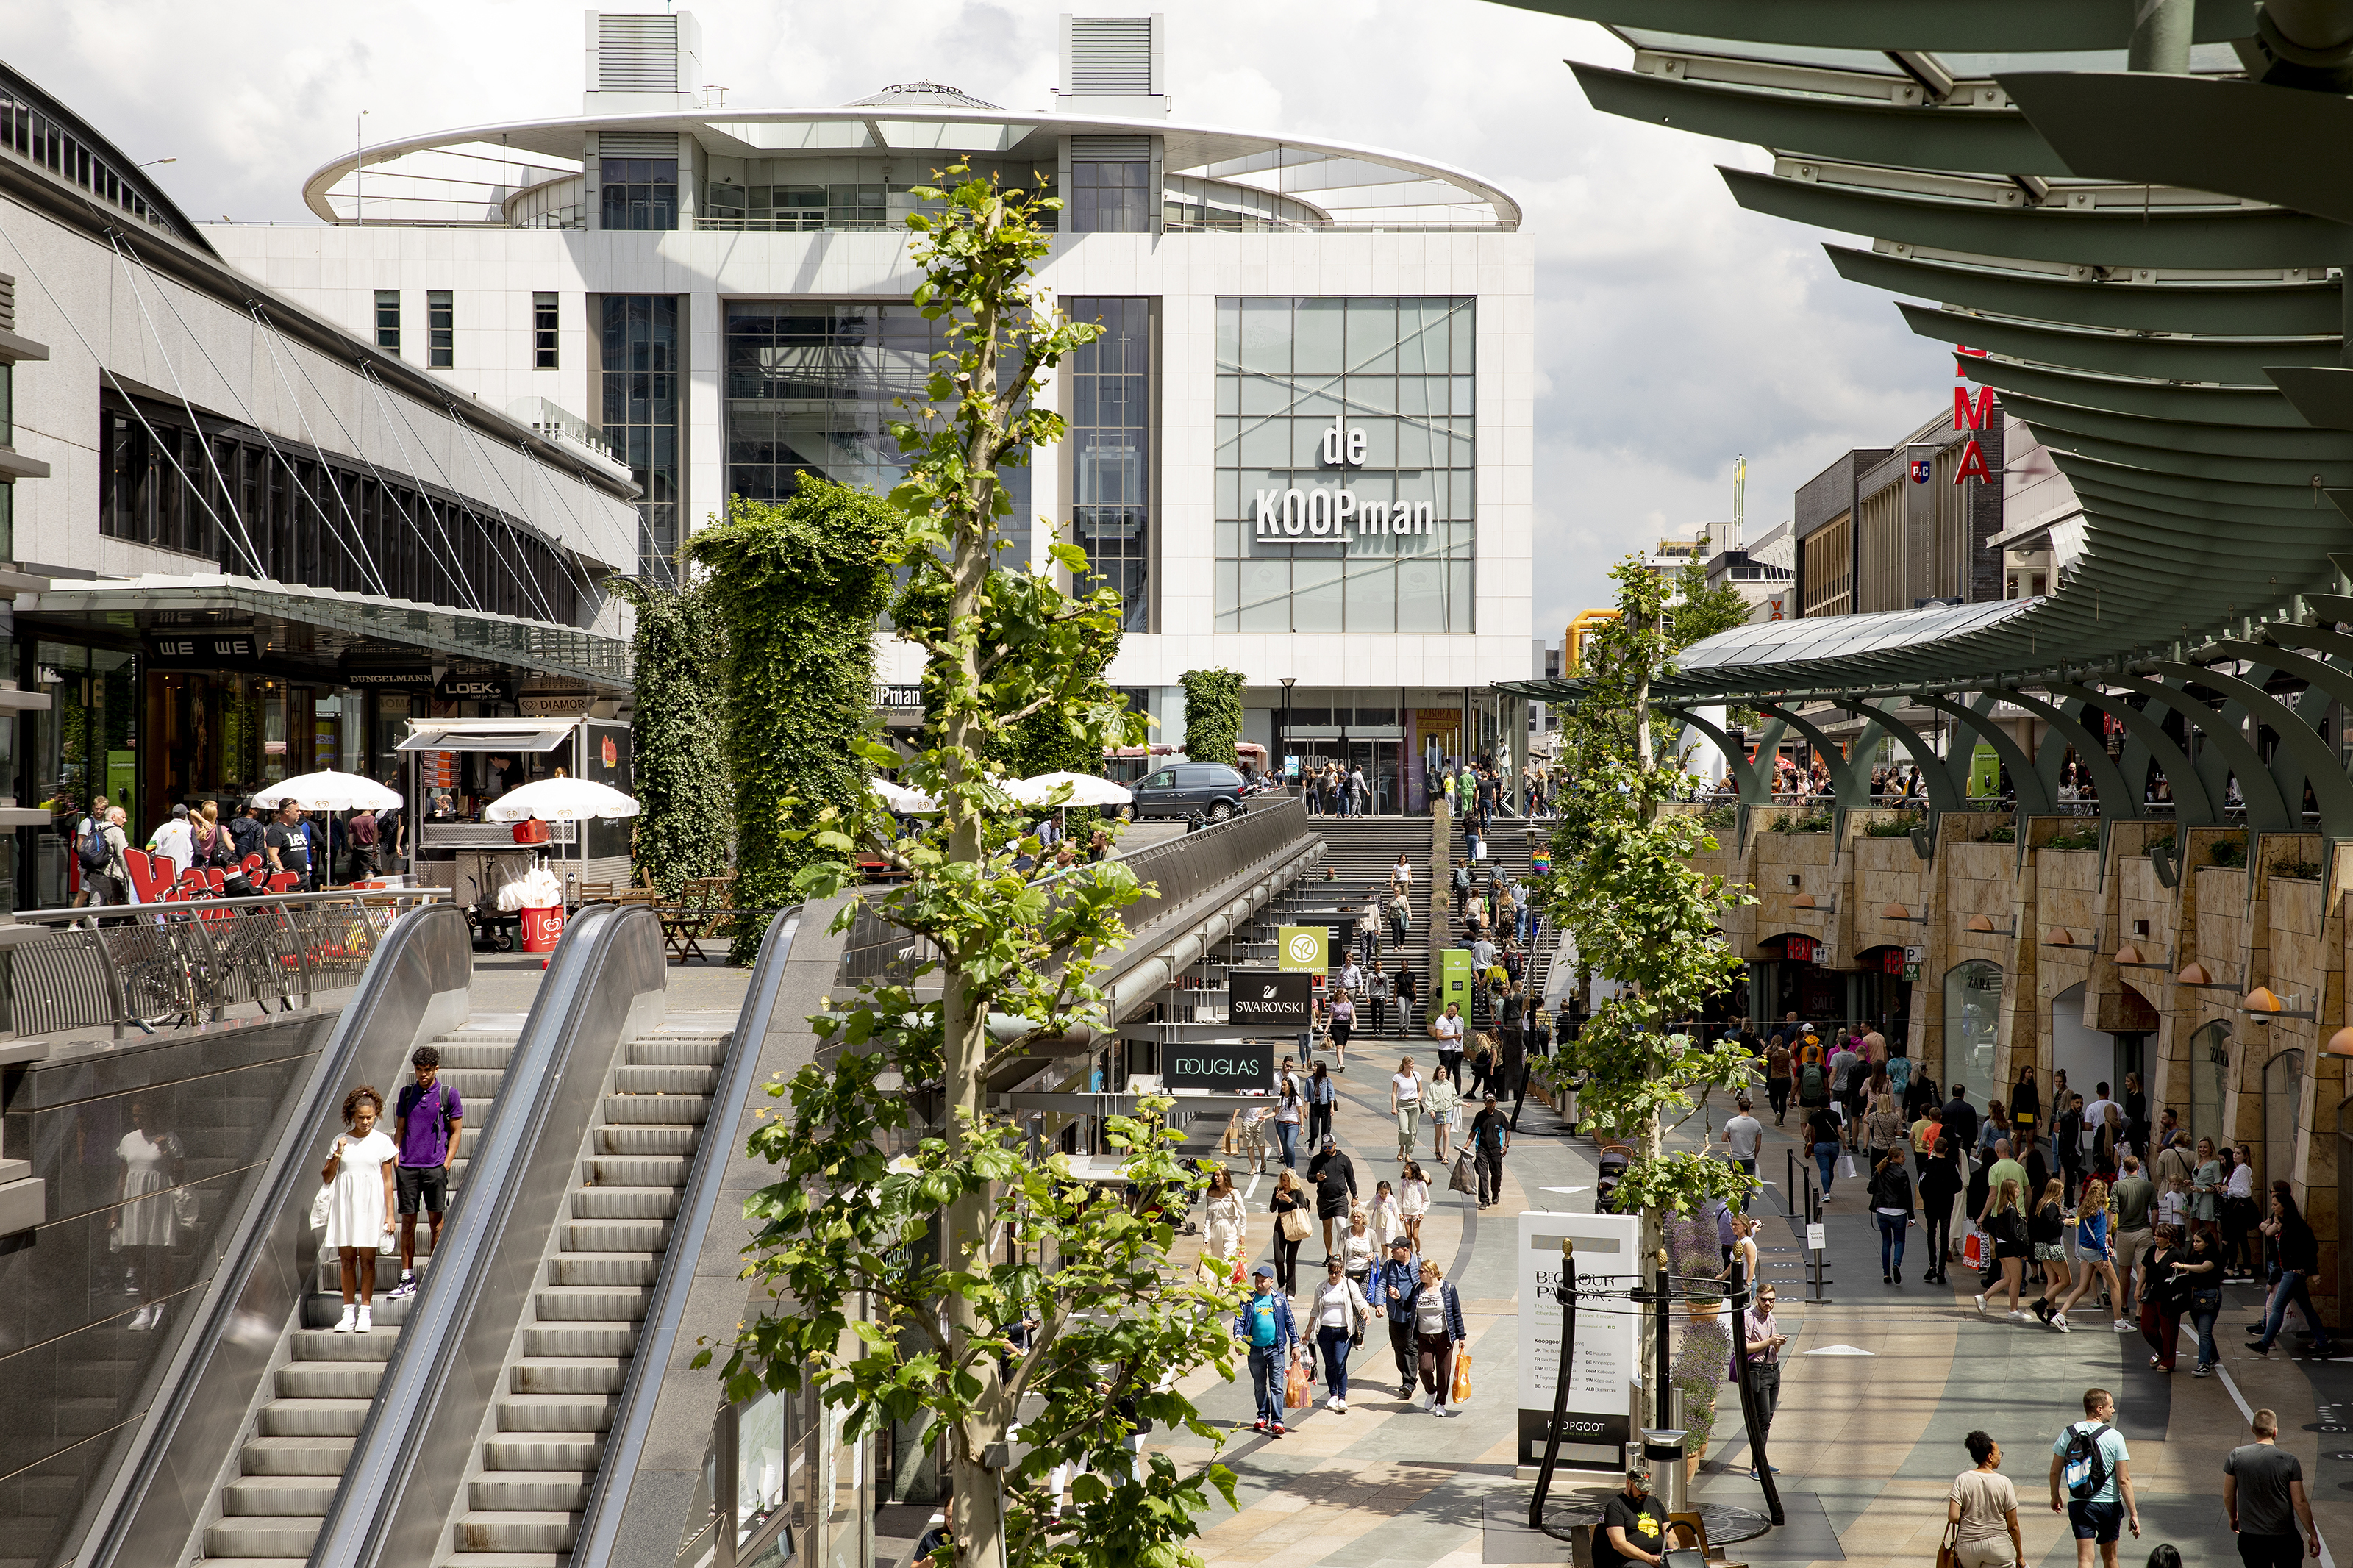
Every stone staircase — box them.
[440,1014,732,1568]
[201,1012,529,1567]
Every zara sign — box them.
[1254,416,1437,544]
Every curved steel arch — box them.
[2051,683,2218,826]
[2164,654,2353,838]
[1831,699,1966,814]
[1997,689,2138,820]
[2108,673,2295,832]
[1671,708,1787,808]
[1755,701,1885,809]
[1904,693,2056,816]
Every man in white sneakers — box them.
[387,1045,464,1300]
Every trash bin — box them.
[520,904,565,953]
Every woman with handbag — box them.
[2138,1222,2190,1371]
[1310,1256,1374,1413]
[1268,1170,1310,1295]
[1943,1430,2024,1568]
[1869,1148,1915,1285]
[2052,1177,2118,1333]
[1427,1074,1463,1164]
[1919,1136,1963,1284]
[1409,1259,1468,1417]
[320,1085,398,1333]
[2008,1066,2040,1134]
[2179,1226,2226,1375]
[1974,1178,2029,1320]
[2024,1178,2072,1324]
[1273,1062,1304,1170]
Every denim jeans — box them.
[1275,1120,1300,1169]
[1248,1345,1287,1426]
[2190,1290,2221,1367]
[1317,1326,1353,1399]
[1814,1141,1840,1193]
[2258,1267,2335,1352]
[1877,1213,1907,1273]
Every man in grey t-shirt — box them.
[2224,1408,2315,1568]
[1723,1098,1764,1211]
[2109,1156,2157,1316]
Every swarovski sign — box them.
[1254,416,1435,543]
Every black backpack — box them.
[2061,1422,2113,1499]
[77,821,110,873]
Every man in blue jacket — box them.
[1366,1236,1424,1399]
[1234,1264,1299,1437]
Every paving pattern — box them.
[1154,1061,2353,1567]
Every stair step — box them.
[443,1556,566,1568]
[241,1435,356,1475]
[276,1359,388,1399]
[523,1319,640,1358]
[535,1284,651,1321]
[288,1327,401,1361]
[511,1356,627,1395]
[486,1431,607,1472]
[629,1039,731,1066]
[257,1397,375,1437]
[223,1472,340,1517]
[563,1216,673,1252]
[603,1093,710,1125]
[203,1517,324,1559]
[496,1393,618,1433]
[588,1153,691,1186]
[571,1186,679,1220]
[454,1510,580,1554]
[468,1469,593,1512]
[546,1251,659,1287]
[613,1064,719,1095]
[597,1124,699,1156]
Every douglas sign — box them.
[1164,1039,1274,1093]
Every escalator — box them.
[70,903,681,1568]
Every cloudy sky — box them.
[7,0,1954,637]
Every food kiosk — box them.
[396,717,635,917]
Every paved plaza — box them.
[1157,1059,2353,1567]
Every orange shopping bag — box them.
[1451,1348,1474,1405]
[1284,1358,1311,1410]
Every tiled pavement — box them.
[1156,1060,2353,1567]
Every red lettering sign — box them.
[1784,936,1816,963]
[1954,438,1992,484]
[1954,385,1994,431]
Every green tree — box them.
[1177,668,1245,769]
[607,547,731,898]
[701,164,1235,1568]
[1668,559,1752,651]
[690,481,901,959]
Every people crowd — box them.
[68,787,405,906]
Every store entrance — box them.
[1343,740,1400,815]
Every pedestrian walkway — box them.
[1157,1049,2353,1567]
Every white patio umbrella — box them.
[1004,771,1133,808]
[871,779,941,815]
[482,777,640,822]
[247,771,402,812]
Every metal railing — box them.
[7,888,449,1039]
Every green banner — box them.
[1442,948,1474,1012]
[1278,926,1327,972]
[1968,741,2002,798]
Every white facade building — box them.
[212,10,1536,812]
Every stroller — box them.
[1594,1143,1632,1214]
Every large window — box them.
[374,290,399,354]
[533,293,559,369]
[1943,959,2002,1091]
[427,290,454,368]
[600,157,677,230]
[1068,297,1151,632]
[1215,296,1475,634]
[96,388,584,623]
[599,295,681,580]
[1071,160,1150,233]
[722,303,1027,528]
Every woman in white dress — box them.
[321,1086,398,1333]
[113,1099,179,1331]
[1400,1161,1431,1251]
[1202,1166,1248,1278]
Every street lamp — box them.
[1279,676,1296,791]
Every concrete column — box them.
[2129,0,2195,71]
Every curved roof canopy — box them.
[1485,1,2353,704]
[302,106,1521,232]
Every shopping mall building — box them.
[210,10,1537,813]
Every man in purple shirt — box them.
[388,1045,463,1300]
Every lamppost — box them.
[1279,676,1297,792]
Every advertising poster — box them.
[1163,1038,1274,1093]
[1278,926,1327,973]
[1228,969,1313,1030]
[1441,948,1473,1013]
[1517,1210,1641,1467]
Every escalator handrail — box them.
[309,902,667,1568]
[76,901,475,1568]
[568,903,804,1568]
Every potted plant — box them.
[1668,1214,1731,1480]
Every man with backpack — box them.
[2048,1386,2138,1567]
[1796,1034,1830,1115]
[71,795,114,906]
[79,806,132,910]
[388,1045,465,1301]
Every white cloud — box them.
[7,0,1955,632]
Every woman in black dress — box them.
[2008,1065,2041,1134]
[1918,1136,1964,1283]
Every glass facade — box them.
[1215,297,1476,634]
[599,295,681,581]
[1067,298,1151,632]
[601,157,678,230]
[1070,160,1151,233]
[721,303,1028,523]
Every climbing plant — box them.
[1178,667,1245,769]
[607,554,731,899]
[688,481,901,960]
[701,163,1235,1568]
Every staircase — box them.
[441,1014,732,1567]
[201,1012,529,1567]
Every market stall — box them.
[396,717,635,923]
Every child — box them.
[1400,1162,1430,1250]
[320,1086,397,1334]
[1370,1179,1404,1247]
[2156,1173,2188,1235]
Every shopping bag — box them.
[1280,1207,1310,1242]
[1449,1148,1479,1195]
[1837,1153,1857,1180]
[1451,1349,1474,1404]
[309,1184,332,1231]
[1962,1231,1986,1270]
[1284,1361,1311,1409]
[376,1228,397,1256]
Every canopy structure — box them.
[1490,0,2353,837]
[1491,0,2353,704]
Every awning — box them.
[398,722,575,753]
[24,574,632,688]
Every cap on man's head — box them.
[1483,1092,1498,1102]
[1320,1134,1337,1147]
[1389,1236,1413,1249]
[171,803,189,819]
[1253,1264,1274,1278]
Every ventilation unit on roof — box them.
[1055,13,1170,118]
[585,10,702,113]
